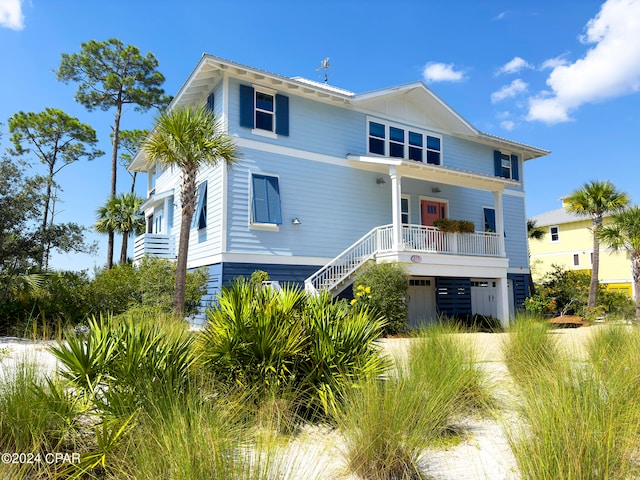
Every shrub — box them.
[433,218,475,233]
[50,314,197,417]
[198,279,389,419]
[89,257,208,317]
[352,262,409,335]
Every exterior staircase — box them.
[304,226,382,295]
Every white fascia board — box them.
[347,154,518,191]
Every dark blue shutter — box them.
[275,94,289,136]
[192,182,207,229]
[265,176,282,223]
[511,154,519,181]
[206,92,215,112]
[239,85,254,129]
[494,150,502,177]
[252,174,282,224]
[483,208,496,232]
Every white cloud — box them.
[422,62,465,83]
[497,56,533,75]
[495,11,508,20]
[540,55,570,70]
[0,0,24,30]
[528,0,640,124]
[500,120,516,130]
[491,79,528,103]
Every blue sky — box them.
[1,0,640,272]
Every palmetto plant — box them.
[198,279,389,419]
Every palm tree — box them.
[95,196,120,270]
[599,206,640,323]
[527,219,545,240]
[564,180,630,307]
[143,105,238,316]
[96,193,145,266]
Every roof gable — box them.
[352,82,477,136]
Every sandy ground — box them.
[0,326,599,479]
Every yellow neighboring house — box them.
[529,200,633,297]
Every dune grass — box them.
[504,320,640,480]
[337,323,493,480]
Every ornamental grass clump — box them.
[502,313,559,387]
[505,323,640,480]
[507,361,640,480]
[337,324,492,480]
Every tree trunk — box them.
[106,98,123,269]
[633,254,640,324]
[120,231,129,265]
[39,170,54,270]
[589,217,601,308]
[173,165,198,317]
[106,231,114,270]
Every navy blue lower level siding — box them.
[435,277,472,317]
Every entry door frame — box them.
[419,195,448,227]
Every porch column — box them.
[389,166,403,251]
[163,196,171,233]
[493,190,506,256]
[496,276,510,327]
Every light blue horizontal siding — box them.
[226,78,365,158]
[226,147,391,257]
[503,195,529,270]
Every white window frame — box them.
[366,117,443,164]
[500,153,512,179]
[401,194,411,224]
[248,170,281,231]
[252,85,278,139]
[549,225,559,243]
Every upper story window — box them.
[240,84,289,136]
[367,118,442,165]
[494,150,520,181]
[550,225,559,242]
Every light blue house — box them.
[130,54,549,327]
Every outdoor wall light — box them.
[376,177,386,185]
[291,218,302,225]
[432,186,442,193]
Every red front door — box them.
[421,200,446,226]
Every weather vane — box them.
[316,57,331,83]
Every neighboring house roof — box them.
[530,207,592,227]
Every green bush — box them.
[89,257,208,317]
[433,218,475,233]
[198,278,389,419]
[352,262,409,335]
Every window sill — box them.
[251,128,278,139]
[250,223,280,232]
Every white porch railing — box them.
[305,224,502,294]
[396,225,502,257]
[304,227,379,294]
[133,234,176,262]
